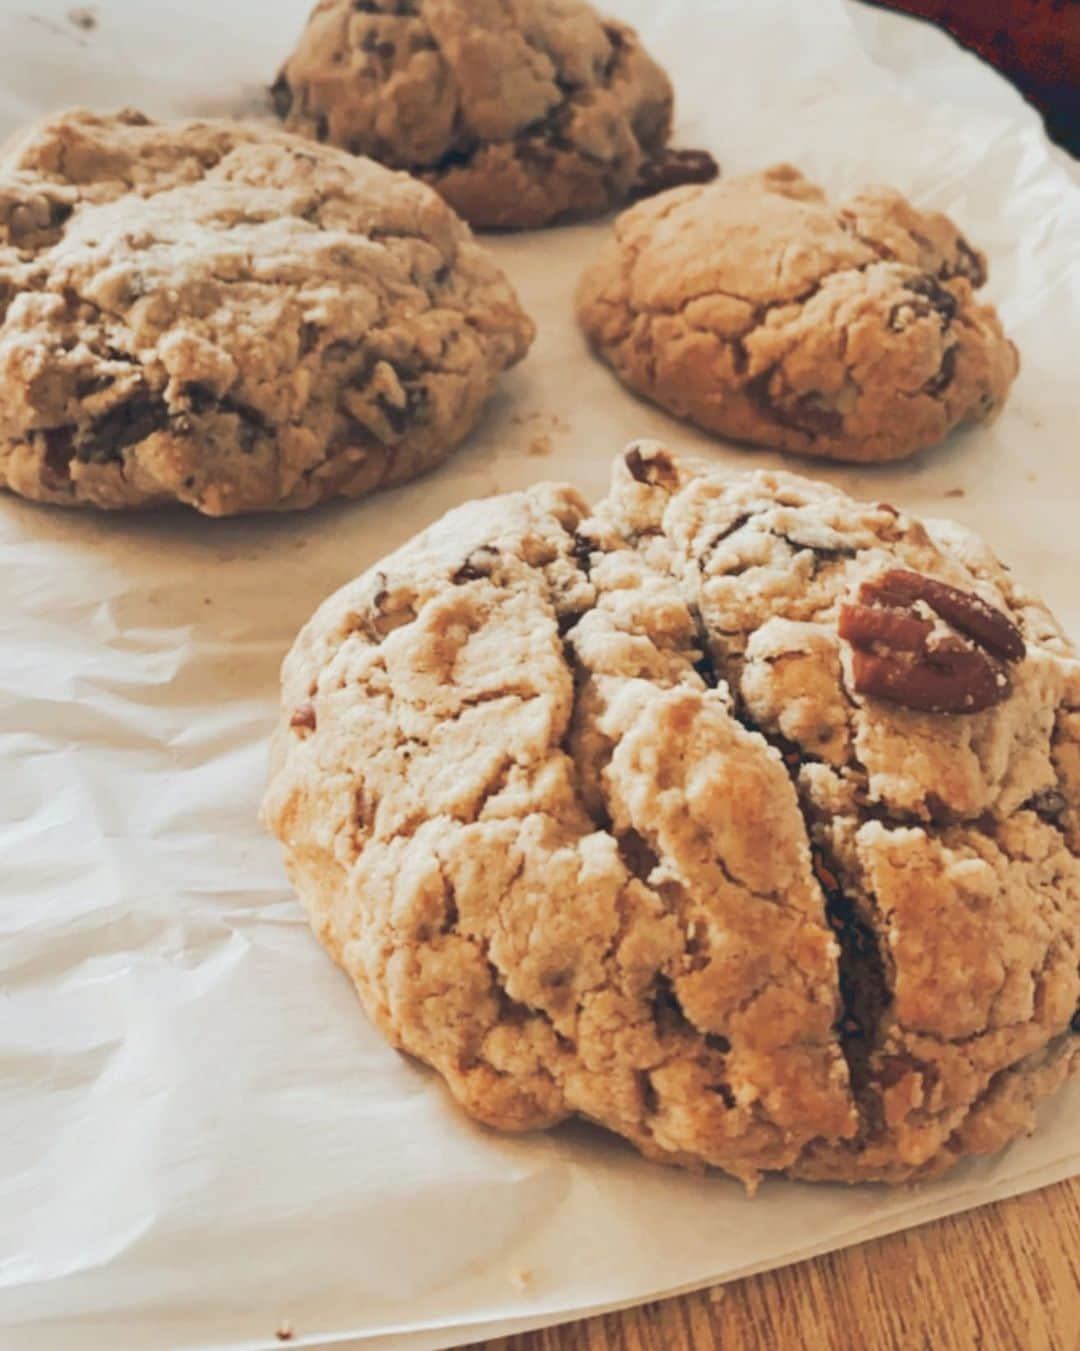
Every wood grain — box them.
[473,1176,1080,1351]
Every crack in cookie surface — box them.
[265,444,1079,1186]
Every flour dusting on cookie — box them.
[0,109,533,514]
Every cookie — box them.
[577,166,1018,463]
[272,0,711,230]
[264,442,1079,1187]
[0,108,533,515]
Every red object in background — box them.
[860,0,1079,153]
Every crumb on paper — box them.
[527,433,552,457]
[27,14,65,35]
[275,1321,294,1342]
[68,5,97,28]
[1027,471,1038,483]
[943,488,965,499]
[510,410,571,440]
[508,1266,532,1291]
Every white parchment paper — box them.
[1,2,1077,1348]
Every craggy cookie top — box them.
[577,166,1019,463]
[265,444,1079,1186]
[273,0,682,229]
[0,109,533,514]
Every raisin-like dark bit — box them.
[950,237,987,288]
[693,653,718,689]
[629,147,719,202]
[786,394,844,437]
[182,386,272,453]
[710,1082,737,1109]
[76,374,115,398]
[270,75,293,121]
[375,385,428,438]
[353,0,417,12]
[903,274,958,323]
[1025,788,1068,822]
[570,532,596,574]
[183,382,218,415]
[77,397,169,464]
[922,344,957,397]
[746,373,845,441]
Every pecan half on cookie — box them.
[840,569,1026,714]
[266,445,1079,1189]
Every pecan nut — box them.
[860,569,1025,662]
[839,602,932,653]
[840,568,1025,715]
[849,645,1007,715]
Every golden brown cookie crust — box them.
[0,108,533,515]
[265,443,1079,1187]
[273,0,674,230]
[577,166,1019,463]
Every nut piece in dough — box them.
[577,166,1018,463]
[272,0,679,230]
[265,442,1078,1187]
[0,108,533,515]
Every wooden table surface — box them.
[472,1176,1080,1351]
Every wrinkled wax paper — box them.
[1,1,1077,1348]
